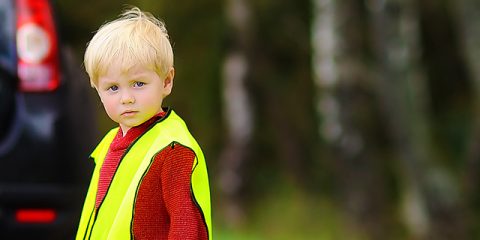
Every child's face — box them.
[96,62,173,134]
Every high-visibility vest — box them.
[76,110,212,240]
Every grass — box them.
[213,183,369,240]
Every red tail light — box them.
[15,209,57,223]
[16,0,59,92]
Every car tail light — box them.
[16,0,59,92]
[15,208,57,223]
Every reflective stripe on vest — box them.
[76,110,212,240]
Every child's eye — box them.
[108,85,119,92]
[133,82,145,88]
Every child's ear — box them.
[163,67,175,95]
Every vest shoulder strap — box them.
[90,127,119,164]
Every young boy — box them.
[76,7,212,240]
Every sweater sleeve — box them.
[160,143,208,240]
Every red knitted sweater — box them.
[95,112,208,240]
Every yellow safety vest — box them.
[76,110,212,240]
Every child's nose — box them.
[120,90,135,104]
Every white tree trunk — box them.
[219,0,253,226]
[312,0,342,143]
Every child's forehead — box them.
[101,60,155,75]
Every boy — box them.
[76,7,212,240]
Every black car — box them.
[0,0,96,238]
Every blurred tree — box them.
[417,0,474,168]
[245,0,317,190]
[218,0,254,227]
[458,0,480,237]
[414,0,473,238]
[313,0,399,238]
[367,0,432,238]
[369,0,468,239]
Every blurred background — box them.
[50,0,480,239]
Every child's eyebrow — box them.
[98,78,118,86]
[129,72,151,80]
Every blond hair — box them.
[84,7,173,87]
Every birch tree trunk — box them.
[313,0,396,238]
[369,0,468,238]
[367,0,431,238]
[218,0,253,227]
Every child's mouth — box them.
[122,111,137,116]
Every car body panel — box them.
[0,0,96,238]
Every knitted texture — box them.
[133,144,208,240]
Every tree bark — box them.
[218,0,253,227]
[313,0,397,238]
[369,0,468,238]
